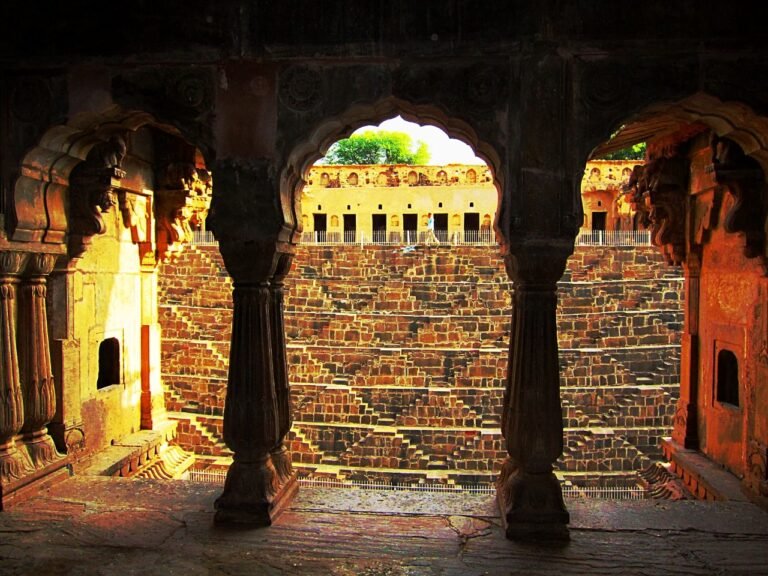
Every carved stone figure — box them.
[68,134,128,257]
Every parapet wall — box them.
[159,244,682,486]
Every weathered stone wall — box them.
[159,244,682,486]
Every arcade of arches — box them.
[1,3,768,545]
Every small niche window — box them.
[97,338,120,390]
[716,349,739,407]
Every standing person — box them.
[426,212,439,244]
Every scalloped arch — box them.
[590,93,768,172]
[279,97,506,247]
[11,106,182,245]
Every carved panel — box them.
[706,136,765,259]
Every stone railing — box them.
[193,228,652,247]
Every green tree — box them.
[321,130,430,164]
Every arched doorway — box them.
[0,106,210,507]
[207,86,577,539]
[582,93,768,501]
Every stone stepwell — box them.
[159,243,683,488]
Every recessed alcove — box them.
[716,349,739,407]
[97,338,121,390]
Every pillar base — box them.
[0,455,70,511]
[214,455,299,527]
[0,441,33,483]
[496,462,570,541]
[22,430,65,469]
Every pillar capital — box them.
[503,239,572,287]
[217,239,295,286]
[23,252,58,277]
[209,158,295,245]
[0,251,29,276]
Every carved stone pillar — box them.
[0,251,32,488]
[214,241,298,526]
[497,243,570,540]
[18,253,63,468]
[673,253,701,449]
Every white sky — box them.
[349,116,486,165]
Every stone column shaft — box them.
[673,257,700,449]
[0,252,32,488]
[214,242,298,526]
[269,253,294,478]
[211,158,298,526]
[18,253,63,468]
[497,246,570,541]
[223,283,279,453]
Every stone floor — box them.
[2,476,768,575]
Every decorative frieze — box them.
[306,164,493,189]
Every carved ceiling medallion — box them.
[279,66,322,112]
[166,71,213,116]
[581,62,629,110]
[466,67,502,108]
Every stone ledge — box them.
[78,421,179,478]
[662,437,749,502]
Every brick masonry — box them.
[159,244,683,486]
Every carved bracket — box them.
[118,191,154,266]
[626,157,688,266]
[155,163,212,262]
[706,136,766,259]
[68,135,127,258]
